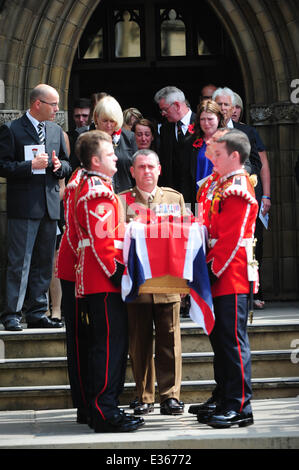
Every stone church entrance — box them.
[69,0,244,122]
[0,0,298,301]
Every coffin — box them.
[138,275,190,294]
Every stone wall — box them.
[0,176,6,311]
[250,103,299,299]
[0,0,298,303]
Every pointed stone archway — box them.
[0,0,298,301]
[1,1,298,112]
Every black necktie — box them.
[177,120,184,143]
[38,122,45,145]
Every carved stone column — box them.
[250,102,299,126]
[250,101,299,299]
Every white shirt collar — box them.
[178,109,192,126]
[87,170,113,185]
[227,118,234,129]
[176,109,192,136]
[26,110,44,131]
[220,168,244,183]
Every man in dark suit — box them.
[0,84,71,331]
[154,87,196,318]
[154,86,196,196]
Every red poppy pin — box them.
[193,138,204,149]
[188,124,195,134]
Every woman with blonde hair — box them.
[94,95,137,192]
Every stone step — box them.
[0,357,69,387]
[1,304,298,411]
[0,377,298,411]
[1,398,299,450]
[1,321,299,358]
[180,350,299,382]
[0,349,298,387]
[181,322,299,353]
[0,330,66,359]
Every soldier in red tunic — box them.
[195,129,259,428]
[56,166,90,425]
[67,130,144,433]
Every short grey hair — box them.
[212,87,236,106]
[154,86,185,105]
[234,92,243,110]
[131,149,160,166]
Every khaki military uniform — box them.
[119,186,184,404]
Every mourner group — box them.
[1,82,275,432]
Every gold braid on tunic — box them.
[209,172,255,218]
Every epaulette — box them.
[160,187,181,195]
[222,174,257,205]
[118,188,134,196]
[66,168,86,191]
[77,177,115,203]
[118,188,136,207]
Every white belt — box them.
[78,238,123,249]
[209,237,258,281]
[209,237,251,249]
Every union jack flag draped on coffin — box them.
[121,215,215,335]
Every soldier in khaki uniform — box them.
[119,149,185,416]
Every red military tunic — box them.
[198,170,259,298]
[72,172,125,296]
[56,168,86,282]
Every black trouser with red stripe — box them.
[86,292,128,423]
[209,294,252,414]
[61,280,89,414]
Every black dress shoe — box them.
[93,413,140,433]
[188,396,218,415]
[50,317,64,325]
[77,408,90,424]
[119,409,145,427]
[4,318,23,331]
[27,316,63,328]
[129,397,139,409]
[134,402,154,415]
[160,398,184,415]
[207,410,254,429]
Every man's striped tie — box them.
[177,120,184,143]
[37,122,45,145]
